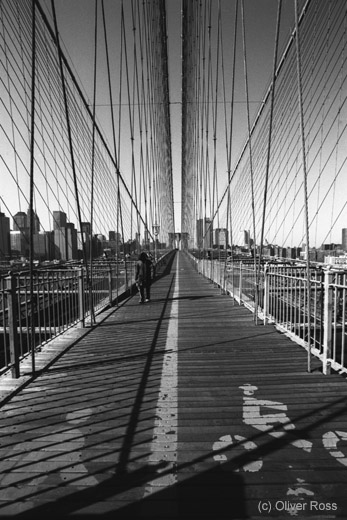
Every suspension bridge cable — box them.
[241,0,258,321]
[212,0,221,273]
[29,0,37,374]
[258,0,282,266]
[224,0,238,280]
[295,0,311,372]
[88,0,98,325]
[101,0,121,290]
[329,12,347,244]
[121,4,136,250]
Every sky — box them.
[40,0,298,234]
[2,0,345,247]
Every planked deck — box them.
[0,251,347,519]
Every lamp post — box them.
[152,223,160,263]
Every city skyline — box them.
[1,1,346,253]
[1,204,347,264]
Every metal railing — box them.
[0,261,137,377]
[191,254,347,376]
[0,250,174,378]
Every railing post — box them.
[239,262,243,303]
[78,267,85,328]
[6,275,20,378]
[322,269,333,374]
[230,261,234,297]
[263,264,269,325]
[108,264,113,305]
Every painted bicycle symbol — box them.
[212,383,347,473]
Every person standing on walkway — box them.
[135,252,147,304]
[144,252,153,302]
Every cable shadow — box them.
[2,391,347,519]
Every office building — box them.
[27,208,40,233]
[0,212,11,258]
[53,211,67,230]
[13,211,27,231]
[214,228,228,249]
[342,228,347,251]
[10,230,27,257]
[196,218,213,249]
[66,223,78,260]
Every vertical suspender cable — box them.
[101,0,121,299]
[205,0,212,235]
[130,0,141,244]
[88,0,98,323]
[29,0,37,374]
[241,0,258,323]
[225,0,238,284]
[294,0,311,373]
[51,0,91,313]
[258,0,282,319]
[88,0,98,325]
[212,0,221,279]
[121,4,138,253]
[118,1,127,287]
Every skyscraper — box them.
[13,211,27,231]
[53,211,67,230]
[0,212,10,258]
[66,223,78,260]
[27,208,40,233]
[196,218,213,249]
[53,211,67,260]
[214,228,228,249]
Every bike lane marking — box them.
[323,431,347,467]
[212,382,314,473]
[240,384,312,453]
[144,255,179,495]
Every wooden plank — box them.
[0,251,347,518]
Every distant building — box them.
[286,247,297,260]
[214,228,228,249]
[27,208,40,233]
[244,230,251,249]
[66,223,78,260]
[342,229,347,251]
[0,212,11,258]
[196,218,213,249]
[53,211,67,230]
[325,255,347,266]
[274,246,287,259]
[13,211,27,231]
[54,229,67,260]
[321,243,341,251]
[33,232,52,261]
[109,231,121,243]
[10,230,27,257]
[143,229,150,248]
[81,222,91,235]
[80,222,91,258]
[263,245,275,257]
[180,232,189,250]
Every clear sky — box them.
[41,0,299,234]
[2,0,345,247]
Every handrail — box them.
[187,251,347,376]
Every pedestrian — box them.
[144,252,153,302]
[135,252,147,304]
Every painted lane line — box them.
[144,255,179,495]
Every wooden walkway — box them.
[0,251,347,519]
